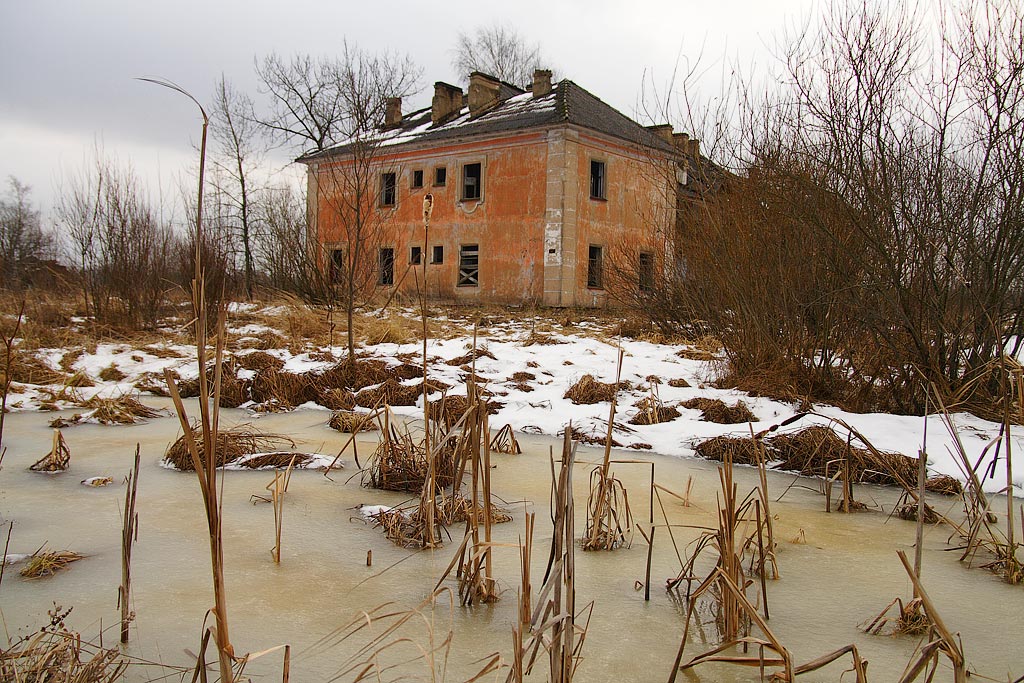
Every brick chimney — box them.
[647,124,673,144]
[468,72,502,117]
[532,69,552,98]
[384,97,402,129]
[673,132,690,153]
[432,82,464,125]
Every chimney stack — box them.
[468,72,502,117]
[673,132,690,153]
[647,124,673,144]
[384,97,402,129]
[532,69,552,98]
[431,82,464,125]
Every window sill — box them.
[586,286,605,291]
[589,196,607,202]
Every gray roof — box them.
[299,79,677,162]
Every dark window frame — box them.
[380,172,397,207]
[434,166,447,187]
[431,245,444,264]
[411,169,424,189]
[590,159,606,200]
[638,252,654,293]
[461,162,482,201]
[587,244,604,289]
[329,248,345,283]
[409,245,422,265]
[458,244,479,287]
[378,247,395,286]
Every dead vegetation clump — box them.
[446,347,497,366]
[675,346,718,362]
[162,425,295,471]
[179,363,250,408]
[629,396,681,425]
[134,370,174,396]
[0,606,127,681]
[680,397,755,424]
[692,435,764,466]
[20,550,86,579]
[356,378,449,408]
[365,433,458,493]
[427,394,470,429]
[231,452,319,469]
[925,474,963,496]
[98,364,126,382]
[770,426,916,486]
[4,354,68,386]
[249,369,318,407]
[141,344,185,359]
[234,329,287,350]
[234,350,285,373]
[668,377,691,388]
[30,430,71,472]
[562,424,621,447]
[329,410,380,433]
[357,312,418,345]
[563,374,630,405]
[50,394,163,427]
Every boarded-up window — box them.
[458,244,479,286]
[379,248,395,285]
[587,245,603,289]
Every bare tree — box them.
[453,23,552,88]
[209,75,263,300]
[255,44,421,365]
[0,177,51,289]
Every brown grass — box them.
[51,394,163,427]
[0,607,127,681]
[4,354,67,386]
[692,436,763,466]
[365,433,458,493]
[446,347,497,366]
[141,344,185,359]
[668,377,691,388]
[329,410,380,433]
[319,387,357,410]
[356,378,450,408]
[925,474,963,496]
[29,430,71,472]
[770,426,917,486]
[20,550,85,578]
[162,425,295,471]
[234,350,285,372]
[234,329,288,350]
[680,397,755,424]
[357,312,418,345]
[134,370,175,396]
[249,369,317,407]
[629,396,681,425]
[564,374,630,405]
[99,364,126,382]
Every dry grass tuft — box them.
[30,430,71,472]
[924,474,963,496]
[446,347,497,366]
[629,396,681,425]
[365,434,458,493]
[564,374,629,404]
[20,550,85,579]
[358,312,418,345]
[0,606,127,682]
[98,364,126,382]
[234,329,288,350]
[232,452,318,469]
[162,425,294,471]
[770,426,917,486]
[141,344,185,359]
[692,435,763,465]
[329,410,380,433]
[234,350,285,373]
[134,371,175,396]
[668,377,691,388]
[249,369,316,407]
[5,354,68,386]
[318,387,356,410]
[51,394,162,427]
[680,397,755,424]
[356,378,449,408]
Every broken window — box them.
[434,166,447,187]
[590,160,606,199]
[458,244,479,286]
[462,163,482,201]
[431,245,444,264]
[587,245,603,289]
[639,252,654,292]
[410,246,422,265]
[330,249,345,283]
[380,172,397,206]
[379,247,395,286]
[411,169,423,189]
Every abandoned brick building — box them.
[298,70,702,307]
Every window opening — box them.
[330,249,345,283]
[462,163,482,201]
[590,160,606,199]
[379,247,395,285]
[410,246,422,265]
[434,167,447,187]
[380,172,397,206]
[587,245,603,289]
[458,244,479,286]
[639,252,654,292]
[431,245,444,264]
[411,169,423,189]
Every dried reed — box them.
[29,430,70,472]
[563,374,628,405]
[162,425,294,471]
[20,550,85,578]
[680,397,755,423]
[328,410,380,433]
[119,446,140,643]
[489,424,521,454]
[0,606,127,681]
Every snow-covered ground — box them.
[7,306,1022,496]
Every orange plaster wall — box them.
[316,131,550,305]
[572,134,670,307]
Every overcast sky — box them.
[0,0,817,219]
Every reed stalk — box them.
[119,445,140,644]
